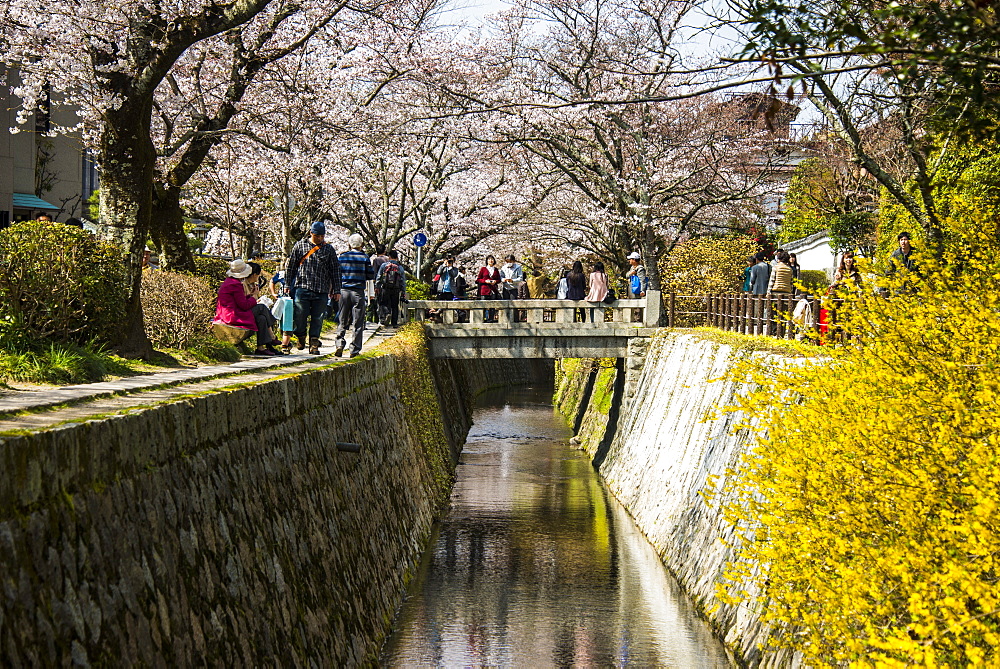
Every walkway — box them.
[0,323,388,424]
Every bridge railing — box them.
[407,291,660,328]
[405,291,828,340]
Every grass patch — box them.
[0,329,240,386]
[0,341,133,385]
[687,327,821,357]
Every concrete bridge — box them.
[407,291,661,359]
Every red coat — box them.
[477,266,501,297]
[215,277,257,330]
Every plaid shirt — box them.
[286,237,342,295]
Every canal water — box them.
[380,387,731,667]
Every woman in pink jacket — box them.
[215,259,281,355]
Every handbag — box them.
[602,292,616,304]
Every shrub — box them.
[0,221,128,344]
[796,269,829,294]
[141,270,216,348]
[718,220,1000,665]
[406,281,432,301]
[189,256,230,286]
[659,235,759,325]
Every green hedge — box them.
[0,221,128,345]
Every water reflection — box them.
[381,387,731,668]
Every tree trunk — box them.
[99,102,156,359]
[151,189,194,272]
[639,224,667,326]
[151,186,196,273]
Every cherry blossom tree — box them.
[431,0,790,304]
[0,0,297,354]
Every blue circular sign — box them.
[413,232,428,247]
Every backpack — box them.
[379,262,402,289]
[629,273,642,294]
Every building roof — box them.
[12,193,59,211]
[783,228,831,253]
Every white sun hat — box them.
[627,251,641,260]
[226,259,253,278]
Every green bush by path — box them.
[0,220,128,345]
[189,256,230,286]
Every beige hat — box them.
[226,259,252,279]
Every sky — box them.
[435,0,744,60]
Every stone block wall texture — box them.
[558,333,797,667]
[0,339,492,666]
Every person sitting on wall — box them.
[215,259,282,356]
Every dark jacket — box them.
[888,247,918,273]
[749,261,771,295]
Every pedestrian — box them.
[566,260,587,299]
[625,251,647,298]
[749,251,771,295]
[888,231,918,274]
[476,255,501,322]
[833,251,862,288]
[335,233,375,358]
[788,253,801,281]
[742,256,754,293]
[565,260,587,321]
[216,259,281,356]
[269,257,295,353]
[556,269,569,299]
[585,261,610,322]
[499,254,524,299]
[375,249,406,327]
[767,250,794,295]
[477,255,501,298]
[455,265,469,298]
[369,245,389,322]
[527,269,550,298]
[285,221,341,355]
[435,256,460,301]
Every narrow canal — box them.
[380,387,732,667]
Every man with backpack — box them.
[375,250,407,327]
[625,251,648,298]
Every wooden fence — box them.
[701,293,825,339]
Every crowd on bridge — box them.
[211,222,654,358]
[432,252,649,301]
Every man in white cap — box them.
[626,251,647,298]
[285,222,341,354]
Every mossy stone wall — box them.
[0,328,500,666]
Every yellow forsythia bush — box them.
[717,221,1000,666]
[660,235,759,325]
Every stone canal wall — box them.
[0,328,538,666]
[557,332,797,667]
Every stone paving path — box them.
[0,322,395,422]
